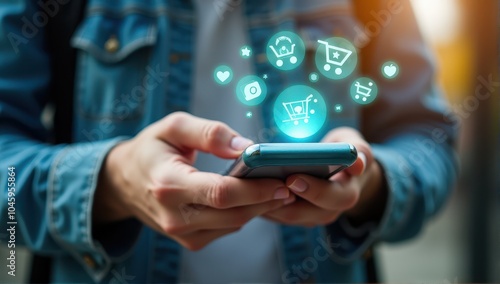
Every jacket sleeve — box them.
[0,1,138,280]
[327,0,459,261]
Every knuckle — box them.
[163,112,189,135]
[159,218,186,236]
[149,179,177,203]
[168,111,190,124]
[202,122,229,148]
[206,176,232,208]
[149,156,188,197]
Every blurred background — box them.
[0,0,498,283]
[379,0,499,282]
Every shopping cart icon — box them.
[269,36,297,67]
[317,40,353,75]
[282,94,316,125]
[354,81,373,102]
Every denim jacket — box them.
[0,0,458,283]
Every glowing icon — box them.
[315,37,357,80]
[350,78,378,105]
[236,75,267,106]
[317,40,352,75]
[382,61,399,79]
[354,82,372,102]
[240,45,252,58]
[246,111,253,118]
[334,104,343,113]
[243,81,262,101]
[269,36,297,67]
[217,71,230,82]
[263,74,268,80]
[282,94,316,125]
[274,85,327,139]
[266,31,305,71]
[213,65,233,85]
[309,72,319,83]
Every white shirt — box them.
[179,0,283,283]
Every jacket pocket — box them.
[71,13,158,121]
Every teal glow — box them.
[273,85,327,139]
[309,72,319,83]
[350,77,378,105]
[266,31,305,71]
[334,104,343,113]
[213,65,233,85]
[236,75,268,106]
[240,45,252,58]
[315,37,358,80]
[381,61,400,79]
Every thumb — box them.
[322,127,373,176]
[345,152,366,176]
[153,112,253,158]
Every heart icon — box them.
[383,64,397,78]
[213,65,233,85]
[217,71,230,82]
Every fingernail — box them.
[289,178,308,193]
[283,195,296,205]
[273,187,289,200]
[359,152,367,172]
[230,136,253,151]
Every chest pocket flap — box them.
[70,13,159,122]
[71,13,157,63]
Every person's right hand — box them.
[93,112,294,250]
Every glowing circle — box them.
[236,75,268,106]
[315,37,358,80]
[381,61,400,79]
[273,85,327,139]
[349,77,379,105]
[266,31,306,71]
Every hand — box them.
[264,127,387,227]
[93,112,293,250]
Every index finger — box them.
[152,112,253,159]
[160,167,291,209]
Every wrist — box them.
[93,141,133,224]
[344,160,387,225]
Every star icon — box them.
[332,51,340,59]
[241,46,252,57]
[263,74,268,79]
[246,111,253,118]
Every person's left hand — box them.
[264,127,385,227]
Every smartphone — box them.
[225,143,357,179]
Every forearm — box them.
[371,132,457,242]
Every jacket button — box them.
[82,254,97,269]
[105,35,120,53]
